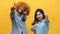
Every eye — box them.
[38,14,41,15]
[19,7,21,9]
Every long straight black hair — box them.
[32,9,45,26]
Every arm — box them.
[45,13,49,30]
[10,6,15,20]
[31,24,37,31]
[22,9,29,21]
[22,11,27,21]
[45,13,49,23]
[10,3,16,20]
[22,15,27,21]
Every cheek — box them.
[36,15,43,20]
[36,15,38,17]
[36,15,40,19]
[40,14,43,18]
[18,9,22,12]
[18,9,21,12]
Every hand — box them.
[11,2,16,12]
[45,13,49,22]
[11,6,15,11]
[23,9,29,16]
[23,11,27,16]
[45,13,48,18]
[31,24,38,29]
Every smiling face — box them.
[15,2,30,15]
[34,9,45,22]
[36,11,43,21]
[17,5,26,14]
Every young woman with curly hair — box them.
[10,1,30,34]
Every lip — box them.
[38,17,41,18]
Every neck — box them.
[17,12,22,16]
[38,19,42,22]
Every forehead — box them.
[19,5,27,9]
[36,11,41,14]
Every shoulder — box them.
[42,19,45,22]
[42,19,49,22]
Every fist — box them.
[11,2,16,11]
[45,13,48,18]
[11,6,15,11]
[23,11,27,15]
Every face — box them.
[36,11,43,21]
[17,5,26,14]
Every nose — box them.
[37,15,40,18]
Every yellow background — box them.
[0,0,60,34]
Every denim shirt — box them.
[31,20,49,34]
[10,12,27,34]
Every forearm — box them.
[22,15,27,21]
[45,17,49,22]
[10,10,15,20]
[31,24,37,30]
[10,11,15,15]
[45,13,49,22]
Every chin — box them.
[39,19,42,21]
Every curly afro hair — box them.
[15,1,30,15]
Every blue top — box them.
[31,20,49,34]
[10,12,27,34]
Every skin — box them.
[36,11,43,22]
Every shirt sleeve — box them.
[45,20,49,25]
[45,20,49,30]
[22,15,27,22]
[10,11,15,20]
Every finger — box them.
[14,2,16,6]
